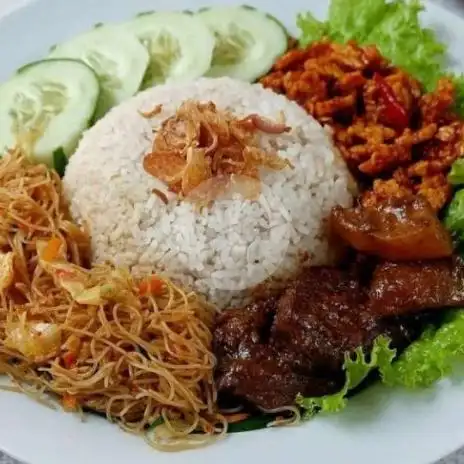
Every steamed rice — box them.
[63,77,354,309]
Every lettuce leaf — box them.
[297,0,464,110]
[448,158,464,186]
[381,311,464,387]
[296,13,329,46]
[451,74,464,115]
[327,0,391,43]
[227,415,273,433]
[52,148,68,178]
[366,0,445,91]
[445,190,464,241]
[297,336,396,418]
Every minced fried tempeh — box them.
[261,39,464,210]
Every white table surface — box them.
[0,0,463,463]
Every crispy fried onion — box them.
[143,100,293,206]
[139,104,163,119]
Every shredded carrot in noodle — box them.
[224,413,250,424]
[41,237,63,262]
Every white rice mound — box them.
[64,77,354,309]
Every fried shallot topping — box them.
[143,100,292,205]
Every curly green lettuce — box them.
[327,0,391,43]
[381,311,464,387]
[296,13,329,46]
[451,75,464,115]
[297,336,395,417]
[445,189,464,241]
[448,158,464,187]
[297,0,464,114]
[297,0,390,45]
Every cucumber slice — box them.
[197,6,288,82]
[49,25,149,120]
[122,12,215,89]
[0,59,99,166]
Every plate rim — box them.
[0,1,464,464]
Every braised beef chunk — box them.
[216,348,340,410]
[214,266,431,410]
[217,357,308,410]
[330,196,453,261]
[213,298,278,360]
[213,298,321,409]
[271,267,376,372]
[370,257,464,316]
[214,291,344,410]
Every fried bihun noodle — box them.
[0,149,224,450]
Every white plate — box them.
[0,1,464,463]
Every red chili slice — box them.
[373,73,409,130]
